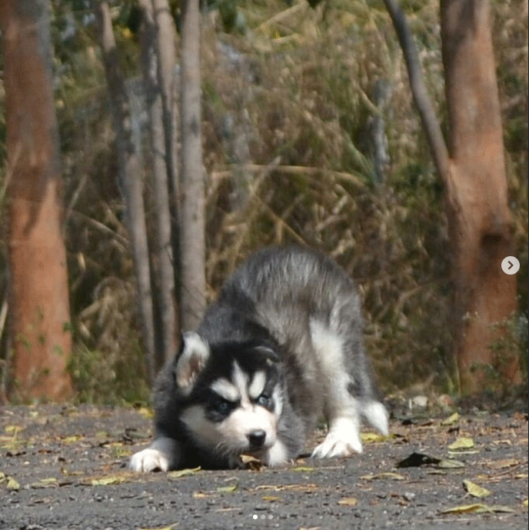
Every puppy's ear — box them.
[252,345,280,365]
[174,332,210,394]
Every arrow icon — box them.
[501,257,520,275]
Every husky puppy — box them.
[130,245,388,472]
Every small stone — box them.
[408,395,428,409]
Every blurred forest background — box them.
[0,0,527,404]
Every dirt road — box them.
[1,404,527,529]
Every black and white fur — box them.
[130,245,388,472]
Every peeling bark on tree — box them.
[179,0,206,331]
[1,0,72,400]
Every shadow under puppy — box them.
[130,245,389,472]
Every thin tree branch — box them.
[383,0,451,180]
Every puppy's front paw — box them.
[129,448,170,472]
[312,435,362,459]
[311,418,363,459]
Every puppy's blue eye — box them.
[216,400,231,413]
[256,394,271,407]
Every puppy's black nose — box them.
[248,430,266,449]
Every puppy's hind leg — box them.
[309,320,364,459]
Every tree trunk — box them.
[94,1,157,383]
[384,0,520,394]
[179,0,206,331]
[152,0,181,301]
[1,0,73,400]
[152,0,179,196]
[441,0,520,393]
[139,0,178,369]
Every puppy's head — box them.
[174,332,283,460]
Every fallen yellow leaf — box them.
[439,503,489,515]
[254,483,318,493]
[439,503,515,515]
[90,475,128,486]
[291,466,314,472]
[137,407,154,419]
[60,467,84,477]
[441,412,460,426]
[7,476,20,491]
[361,472,405,481]
[140,523,178,530]
[240,455,260,464]
[437,459,465,469]
[448,437,475,450]
[63,435,83,444]
[29,477,59,489]
[463,479,491,498]
[167,467,201,479]
[240,454,263,470]
[5,425,23,434]
[338,497,358,506]
[361,432,387,443]
[489,458,518,469]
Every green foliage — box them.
[214,0,248,34]
[68,342,149,405]
[489,312,529,379]
[466,311,528,397]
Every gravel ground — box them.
[0,404,527,530]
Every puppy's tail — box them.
[361,401,389,436]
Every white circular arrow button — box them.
[501,256,520,275]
